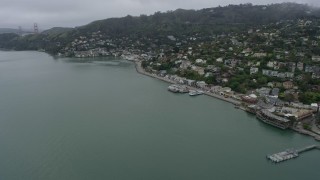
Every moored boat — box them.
[168,84,189,93]
[189,90,204,96]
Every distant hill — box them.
[0,28,19,34]
[41,27,74,36]
[0,3,320,53]
[74,3,319,37]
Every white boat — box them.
[189,90,203,96]
[197,90,204,95]
[168,85,179,93]
[168,84,189,93]
[189,90,197,96]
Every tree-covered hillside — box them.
[0,3,319,53]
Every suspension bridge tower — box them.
[34,23,39,34]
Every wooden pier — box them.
[297,145,320,153]
[267,145,319,163]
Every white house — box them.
[216,57,223,63]
[250,67,259,75]
[195,59,206,64]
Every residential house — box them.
[241,48,252,54]
[296,74,304,81]
[159,70,167,77]
[195,59,206,64]
[256,87,271,96]
[312,72,320,79]
[283,81,294,89]
[274,82,283,88]
[267,61,276,68]
[222,78,229,83]
[196,81,207,89]
[224,59,240,68]
[250,67,259,75]
[267,82,274,88]
[271,88,280,98]
[205,72,213,78]
[175,60,183,65]
[167,35,176,41]
[180,61,192,70]
[242,94,258,104]
[271,70,279,77]
[297,62,304,71]
[186,79,196,86]
[312,56,320,62]
[252,53,267,58]
[305,65,316,73]
[288,62,296,72]
[221,87,233,95]
[277,73,286,78]
[216,57,223,63]
[285,72,294,78]
[191,66,205,76]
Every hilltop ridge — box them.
[0,3,319,53]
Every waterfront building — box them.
[242,94,258,104]
[256,109,291,129]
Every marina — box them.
[168,84,205,96]
[134,61,241,105]
[267,145,320,163]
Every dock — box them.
[267,145,319,163]
[297,144,320,153]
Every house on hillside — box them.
[283,81,294,89]
[250,67,259,75]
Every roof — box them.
[249,94,257,98]
[261,109,290,123]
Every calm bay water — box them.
[0,51,319,180]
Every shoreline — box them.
[3,51,319,142]
[291,127,320,141]
[133,60,320,141]
[133,60,241,105]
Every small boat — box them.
[168,85,179,93]
[189,90,198,96]
[168,84,189,93]
[197,90,204,95]
[179,86,189,93]
[189,90,204,96]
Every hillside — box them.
[41,27,74,36]
[70,3,319,39]
[0,3,319,53]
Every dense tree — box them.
[299,92,320,104]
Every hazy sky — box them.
[0,0,319,30]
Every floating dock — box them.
[267,145,319,163]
